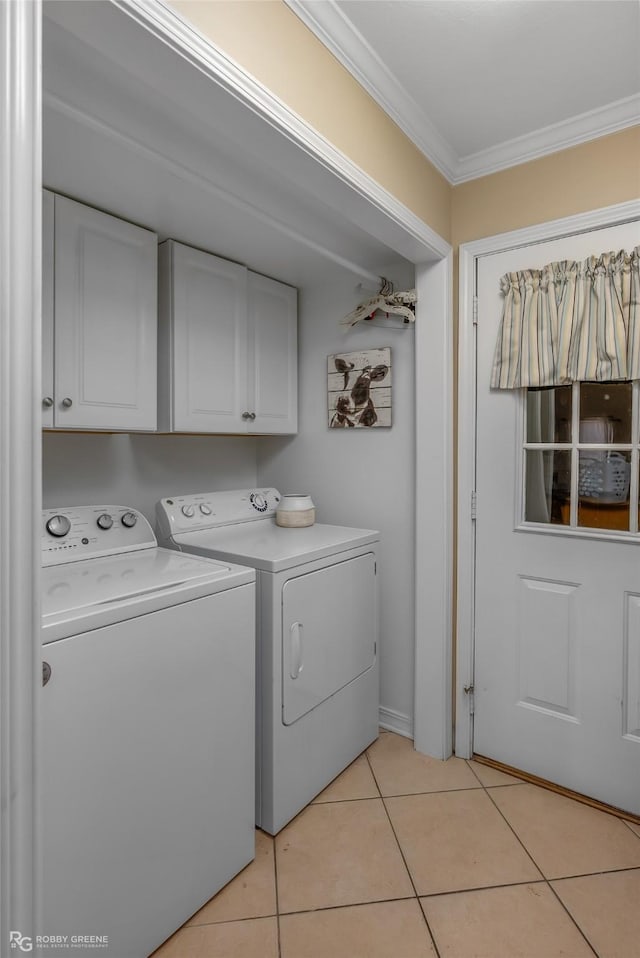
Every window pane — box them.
[525,450,570,525]
[526,387,571,443]
[579,382,632,444]
[578,450,631,530]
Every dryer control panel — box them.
[156,488,281,539]
[42,506,156,566]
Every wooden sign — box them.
[328,347,391,428]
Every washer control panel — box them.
[156,488,281,539]
[42,506,156,566]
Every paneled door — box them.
[247,271,297,434]
[160,240,248,433]
[474,220,640,814]
[54,195,157,430]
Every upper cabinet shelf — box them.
[43,191,158,431]
[158,240,297,435]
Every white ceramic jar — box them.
[276,494,315,528]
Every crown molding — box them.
[286,0,640,186]
[455,94,640,184]
[284,0,458,182]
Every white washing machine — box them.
[156,489,379,835]
[40,505,256,958]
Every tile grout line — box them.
[481,784,599,958]
[183,863,640,931]
[315,782,524,806]
[463,757,486,786]
[364,748,443,958]
[278,894,420,918]
[623,819,640,838]
[183,739,633,954]
[272,832,283,958]
[544,880,601,957]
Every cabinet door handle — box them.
[242,411,251,420]
[249,412,256,420]
[61,397,73,408]
[42,396,53,408]
[289,622,303,679]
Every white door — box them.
[247,271,297,434]
[474,220,640,814]
[162,240,248,433]
[54,195,157,430]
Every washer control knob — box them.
[121,512,137,528]
[97,513,113,530]
[46,514,71,538]
[181,505,195,518]
[199,504,212,515]
[250,493,268,512]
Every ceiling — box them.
[42,1,427,296]
[286,0,640,183]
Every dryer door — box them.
[282,552,376,725]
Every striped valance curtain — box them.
[491,245,640,388]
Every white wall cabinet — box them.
[43,192,157,431]
[159,240,297,434]
[248,271,297,435]
[42,190,55,428]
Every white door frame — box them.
[414,254,453,757]
[456,198,640,759]
[0,0,43,948]
[3,0,453,936]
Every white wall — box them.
[42,260,418,732]
[42,433,257,526]
[258,262,416,733]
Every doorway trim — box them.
[1,0,42,946]
[456,198,640,758]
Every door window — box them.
[523,381,638,534]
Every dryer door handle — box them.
[289,622,304,679]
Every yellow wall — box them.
[169,0,451,241]
[171,1,638,253]
[452,127,640,249]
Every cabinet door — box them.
[42,190,55,428]
[247,271,297,434]
[54,196,157,430]
[166,241,248,433]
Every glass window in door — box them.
[523,382,637,534]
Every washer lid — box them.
[171,520,379,573]
[42,547,255,643]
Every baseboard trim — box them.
[473,755,640,826]
[379,707,413,740]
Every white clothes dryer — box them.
[41,505,256,958]
[156,489,379,835]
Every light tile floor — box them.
[153,731,640,958]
